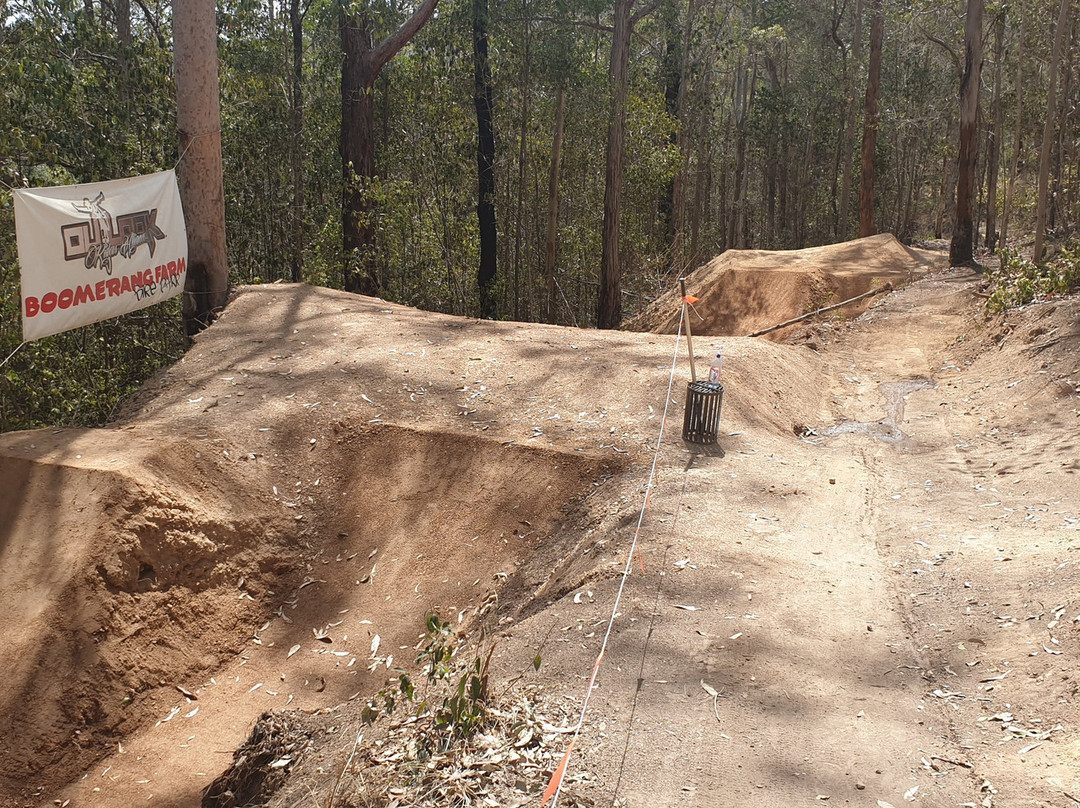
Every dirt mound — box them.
[627,233,943,338]
[0,429,302,799]
[6,273,1080,808]
[0,416,614,807]
[0,283,845,808]
[939,294,1080,440]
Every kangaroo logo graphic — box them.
[61,191,166,276]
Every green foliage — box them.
[360,612,493,757]
[3,0,1078,429]
[418,611,457,681]
[984,245,1080,312]
[0,4,183,433]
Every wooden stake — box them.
[679,278,697,381]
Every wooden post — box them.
[679,278,697,381]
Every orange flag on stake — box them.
[682,294,700,305]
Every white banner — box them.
[14,170,188,341]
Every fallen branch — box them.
[930,754,972,769]
[747,283,894,338]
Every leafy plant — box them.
[360,611,495,755]
[985,245,1080,312]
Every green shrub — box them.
[985,245,1080,312]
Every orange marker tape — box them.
[541,739,576,807]
[682,294,699,304]
[587,648,606,691]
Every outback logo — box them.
[60,191,166,276]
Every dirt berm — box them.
[627,233,942,337]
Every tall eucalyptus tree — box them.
[174,0,229,334]
[340,0,439,296]
[949,0,982,267]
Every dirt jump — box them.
[3,237,1080,808]
[628,233,941,338]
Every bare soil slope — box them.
[627,233,943,337]
[2,252,1080,808]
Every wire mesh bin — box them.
[682,381,724,444]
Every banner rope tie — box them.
[173,129,221,170]
[0,341,26,370]
[542,300,687,808]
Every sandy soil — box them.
[2,238,1080,808]
[627,233,941,337]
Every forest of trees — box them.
[1,0,1078,430]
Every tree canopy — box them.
[2,0,1078,429]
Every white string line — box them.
[173,130,220,170]
[0,341,26,370]
[548,302,686,808]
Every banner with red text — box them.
[14,170,188,341]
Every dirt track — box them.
[3,242,1080,808]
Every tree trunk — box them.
[340,0,439,296]
[545,86,566,324]
[174,0,229,336]
[1000,15,1023,259]
[116,0,131,108]
[690,130,708,263]
[726,68,744,250]
[1049,27,1073,232]
[730,60,755,249]
[289,0,305,283]
[859,0,883,238]
[936,115,958,239]
[689,64,713,264]
[473,0,497,318]
[513,22,532,320]
[1034,0,1070,262]
[659,0,680,245]
[597,0,633,330]
[340,10,377,295]
[985,10,1003,250]
[839,0,863,242]
[949,0,983,267]
[670,0,696,262]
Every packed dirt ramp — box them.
[627,233,943,337]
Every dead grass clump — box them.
[202,710,316,807]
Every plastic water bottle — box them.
[708,350,723,384]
